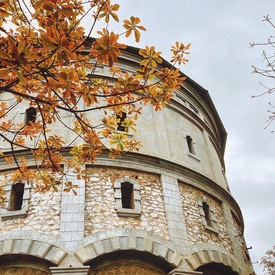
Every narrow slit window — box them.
[25,107,37,125]
[121,182,134,209]
[202,201,211,227]
[186,135,195,155]
[117,112,127,132]
[10,183,25,211]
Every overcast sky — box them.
[108,1,275,274]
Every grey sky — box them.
[110,1,275,274]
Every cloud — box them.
[113,1,275,274]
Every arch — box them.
[196,262,239,275]
[75,229,183,269]
[184,249,242,275]
[0,230,67,265]
[0,256,50,274]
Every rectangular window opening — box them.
[189,103,199,114]
[202,201,211,227]
[25,107,37,125]
[121,182,134,209]
[117,112,127,132]
[186,135,195,155]
[10,183,25,211]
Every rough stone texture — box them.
[179,182,232,252]
[0,267,49,275]
[0,171,61,235]
[232,212,242,237]
[92,262,163,275]
[85,167,169,240]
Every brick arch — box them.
[184,249,242,274]
[75,229,183,268]
[0,230,67,265]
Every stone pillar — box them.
[168,270,202,275]
[59,168,86,252]
[50,266,90,275]
[161,174,188,252]
[222,202,247,261]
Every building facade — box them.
[0,45,255,274]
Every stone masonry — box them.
[179,182,232,251]
[84,167,169,240]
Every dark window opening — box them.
[121,182,134,209]
[10,183,25,211]
[186,135,195,155]
[196,263,239,275]
[117,112,127,131]
[202,201,211,227]
[25,107,37,125]
[189,103,199,114]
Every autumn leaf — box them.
[139,46,162,68]
[123,16,146,42]
[120,117,137,133]
[90,29,126,66]
[98,0,119,23]
[170,41,191,65]
[110,132,127,151]
[0,0,189,195]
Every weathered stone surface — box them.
[85,167,169,240]
[0,171,61,236]
[179,182,232,252]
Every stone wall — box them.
[179,182,232,252]
[0,171,61,235]
[85,167,169,240]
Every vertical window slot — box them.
[121,182,134,209]
[117,112,127,132]
[202,201,211,227]
[10,183,25,211]
[186,135,195,155]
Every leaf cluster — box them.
[0,0,190,199]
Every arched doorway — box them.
[89,250,174,275]
[0,254,51,275]
[196,263,239,275]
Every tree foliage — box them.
[261,246,275,274]
[0,0,190,201]
[250,15,275,128]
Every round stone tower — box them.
[0,44,255,275]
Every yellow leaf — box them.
[123,16,146,43]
